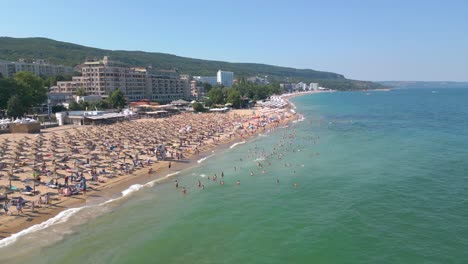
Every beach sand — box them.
[0,101,301,240]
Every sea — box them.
[0,87,467,263]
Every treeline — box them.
[0,72,48,117]
[202,79,282,109]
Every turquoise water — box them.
[1,88,468,263]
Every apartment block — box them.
[55,57,190,102]
[0,59,74,78]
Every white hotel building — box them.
[217,70,234,87]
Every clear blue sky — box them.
[1,0,467,81]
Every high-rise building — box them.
[55,57,190,102]
[0,59,74,78]
[217,70,234,87]
[309,83,319,90]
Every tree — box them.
[207,87,224,105]
[51,105,66,113]
[226,89,241,108]
[76,87,87,96]
[13,71,47,107]
[94,100,110,110]
[0,78,18,109]
[203,83,212,93]
[68,101,83,111]
[107,88,126,109]
[192,102,206,112]
[6,95,25,117]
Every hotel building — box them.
[0,59,74,78]
[55,57,190,102]
[217,70,234,87]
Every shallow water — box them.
[1,88,468,263]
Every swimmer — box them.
[293,183,298,188]
[236,180,240,185]
[250,171,254,176]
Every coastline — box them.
[0,91,315,245]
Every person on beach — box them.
[168,162,172,169]
[3,200,10,216]
[16,198,24,215]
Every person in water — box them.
[182,187,187,194]
[236,180,241,185]
[175,180,179,188]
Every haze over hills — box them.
[0,37,385,91]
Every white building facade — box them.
[0,59,74,78]
[217,70,234,87]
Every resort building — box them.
[309,83,319,90]
[217,70,234,87]
[193,76,217,86]
[0,59,74,78]
[55,57,190,102]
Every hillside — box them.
[0,37,385,90]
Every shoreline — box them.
[0,91,314,245]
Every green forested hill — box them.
[0,37,385,90]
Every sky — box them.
[1,0,467,81]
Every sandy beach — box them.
[0,99,302,240]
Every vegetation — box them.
[0,37,387,90]
[107,89,126,110]
[6,95,25,117]
[192,102,207,112]
[0,72,47,117]
[204,80,282,109]
[75,87,87,96]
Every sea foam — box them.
[0,171,182,248]
[197,154,215,163]
[0,207,85,248]
[230,141,246,149]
